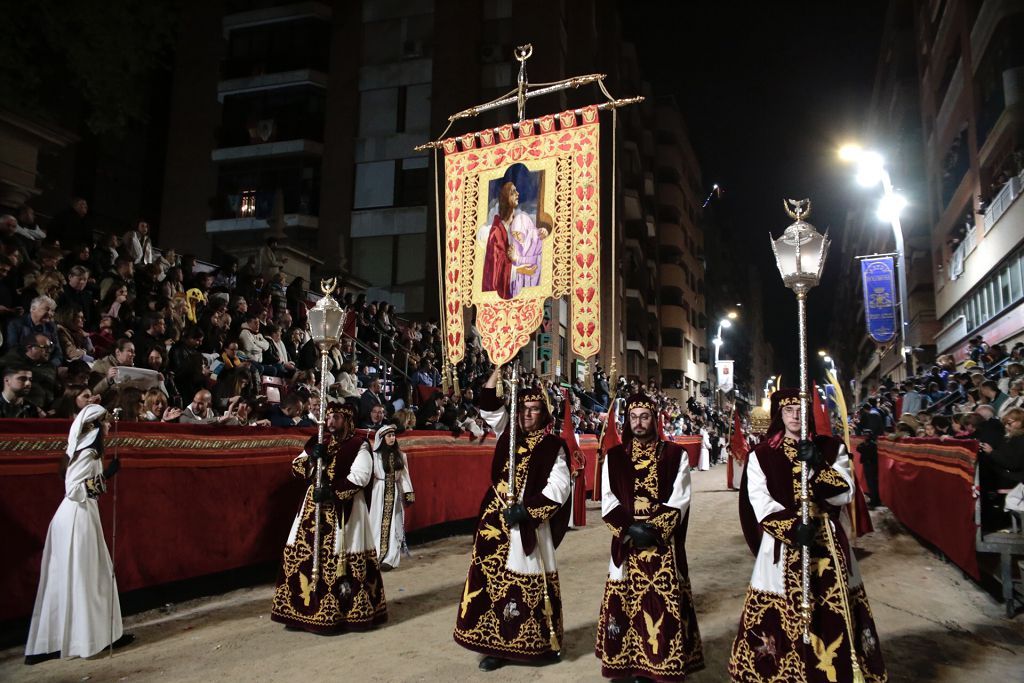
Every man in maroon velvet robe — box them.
[270,402,387,633]
[481,182,515,300]
[454,366,572,672]
[596,393,704,682]
[729,389,886,682]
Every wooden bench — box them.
[975,483,1024,618]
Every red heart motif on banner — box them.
[449,332,461,346]
[575,253,585,268]
[575,152,595,168]
[447,301,459,315]
[585,322,596,336]
[583,253,595,268]
[447,178,462,192]
[575,321,585,337]
[575,185,595,201]
[448,237,460,252]
[447,269,460,283]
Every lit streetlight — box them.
[838,143,912,375]
[713,317,733,365]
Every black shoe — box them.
[539,651,561,665]
[24,651,60,666]
[112,633,136,649]
[479,656,507,671]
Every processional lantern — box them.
[307,277,346,589]
[769,198,830,645]
[308,279,345,350]
[770,198,830,292]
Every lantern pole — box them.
[309,277,345,589]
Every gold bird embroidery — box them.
[815,557,832,576]
[809,632,843,682]
[460,581,482,618]
[638,547,658,562]
[298,572,313,607]
[633,458,652,471]
[480,524,502,541]
[643,610,664,655]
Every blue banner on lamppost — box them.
[860,257,897,343]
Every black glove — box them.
[796,440,823,468]
[794,520,819,547]
[312,443,328,461]
[626,522,658,549]
[312,486,332,503]
[502,503,530,527]
[103,458,121,480]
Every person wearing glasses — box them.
[0,364,41,418]
[1,334,58,411]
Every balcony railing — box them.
[984,171,1023,234]
[948,224,977,281]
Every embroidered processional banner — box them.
[442,106,601,366]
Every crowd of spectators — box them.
[0,197,732,471]
[850,336,1024,528]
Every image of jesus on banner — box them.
[481,163,550,300]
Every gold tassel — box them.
[539,568,559,652]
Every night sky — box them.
[621,1,888,385]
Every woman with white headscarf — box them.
[364,424,414,570]
[25,404,133,664]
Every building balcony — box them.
[205,213,318,234]
[623,188,644,222]
[223,1,331,34]
[625,288,646,309]
[660,263,686,290]
[661,345,685,371]
[656,180,686,212]
[217,69,328,102]
[658,223,685,252]
[937,171,1024,317]
[659,303,686,331]
[983,171,1023,234]
[212,139,323,163]
[643,171,655,197]
[626,339,647,357]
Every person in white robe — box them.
[365,424,415,570]
[698,425,711,471]
[25,404,133,664]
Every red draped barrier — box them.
[852,435,979,580]
[0,421,619,622]
[668,435,704,469]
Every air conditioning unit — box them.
[402,40,424,59]
[479,44,504,64]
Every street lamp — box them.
[770,197,829,643]
[713,317,733,364]
[839,143,913,376]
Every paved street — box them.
[3,468,1022,682]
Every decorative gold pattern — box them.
[552,156,573,298]
[597,543,703,678]
[442,107,601,365]
[730,541,888,682]
[762,517,795,541]
[378,471,396,561]
[526,503,560,519]
[271,485,386,630]
[815,467,848,490]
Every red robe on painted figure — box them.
[482,214,513,299]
